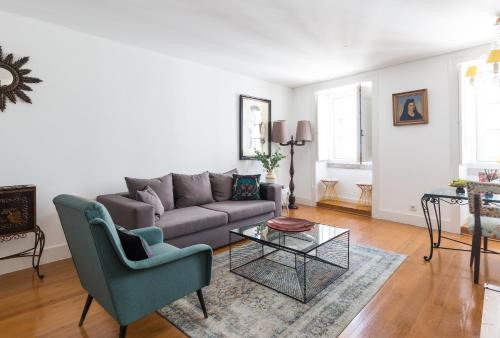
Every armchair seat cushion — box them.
[201,200,275,222]
[157,206,228,239]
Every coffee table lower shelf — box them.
[229,231,349,303]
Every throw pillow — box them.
[115,225,154,261]
[125,174,174,210]
[136,186,164,216]
[173,171,214,208]
[209,168,238,202]
[232,174,261,201]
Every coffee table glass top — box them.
[230,221,349,254]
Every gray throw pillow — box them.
[173,171,214,208]
[136,186,165,216]
[209,169,238,202]
[125,174,174,210]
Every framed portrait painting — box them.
[239,95,271,160]
[392,89,428,126]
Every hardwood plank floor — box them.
[1,205,498,338]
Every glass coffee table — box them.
[229,221,349,303]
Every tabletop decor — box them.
[254,148,286,183]
[0,185,44,278]
[0,45,42,112]
[392,89,428,126]
[449,178,468,194]
[266,216,313,232]
[239,95,271,160]
[271,120,312,209]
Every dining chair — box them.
[466,181,500,284]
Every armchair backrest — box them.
[467,181,500,218]
[53,194,127,320]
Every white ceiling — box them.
[1,0,499,87]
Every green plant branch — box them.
[254,149,286,172]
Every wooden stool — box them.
[356,183,372,205]
[321,179,339,201]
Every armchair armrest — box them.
[128,244,213,271]
[260,183,282,217]
[97,193,154,229]
[130,226,163,245]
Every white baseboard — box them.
[295,195,315,206]
[373,208,458,234]
[0,243,71,276]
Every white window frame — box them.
[460,60,500,166]
[317,84,361,164]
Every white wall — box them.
[291,44,489,232]
[0,12,292,275]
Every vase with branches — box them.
[254,149,286,183]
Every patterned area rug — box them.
[159,243,406,338]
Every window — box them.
[317,82,372,164]
[460,61,500,164]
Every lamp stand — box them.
[281,135,305,209]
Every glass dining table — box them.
[421,187,500,261]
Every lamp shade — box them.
[271,120,288,143]
[295,120,312,142]
[487,49,500,63]
[465,65,478,77]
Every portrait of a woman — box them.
[400,98,423,121]
[392,89,428,126]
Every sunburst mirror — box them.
[0,46,42,112]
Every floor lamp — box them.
[271,120,312,209]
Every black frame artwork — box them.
[239,95,271,160]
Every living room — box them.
[1,1,500,337]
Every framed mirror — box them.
[0,45,42,112]
[239,95,271,160]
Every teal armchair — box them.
[53,195,212,338]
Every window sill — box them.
[326,162,372,170]
[461,162,500,170]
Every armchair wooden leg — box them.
[119,325,127,338]
[79,294,93,326]
[197,289,208,318]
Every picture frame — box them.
[392,89,428,126]
[239,95,271,160]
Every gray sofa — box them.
[97,176,281,249]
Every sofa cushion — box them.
[231,174,261,201]
[157,206,228,239]
[125,174,174,211]
[136,186,164,217]
[201,200,275,222]
[209,169,238,202]
[173,171,214,208]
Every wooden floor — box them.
[1,205,499,338]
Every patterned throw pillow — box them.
[231,174,261,201]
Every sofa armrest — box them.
[260,183,282,217]
[97,194,154,229]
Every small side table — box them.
[321,179,339,201]
[0,226,45,279]
[356,183,372,205]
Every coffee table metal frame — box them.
[229,222,349,303]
